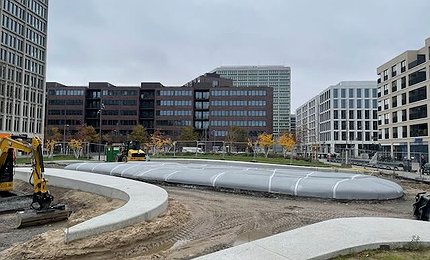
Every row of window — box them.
[211,121,267,127]
[103,100,137,106]
[210,110,266,117]
[159,100,192,106]
[156,110,192,116]
[0,83,43,102]
[48,110,83,116]
[217,70,289,75]
[101,89,138,96]
[379,104,428,125]
[332,99,377,109]
[2,0,26,21]
[379,86,427,112]
[2,116,41,133]
[158,90,192,96]
[332,131,378,142]
[2,14,24,36]
[332,110,378,120]
[333,121,378,131]
[48,89,85,96]
[380,123,428,139]
[211,100,267,106]
[211,90,267,96]
[333,88,377,98]
[48,100,84,105]
[156,120,192,126]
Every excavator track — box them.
[0,194,32,215]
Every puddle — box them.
[233,230,271,246]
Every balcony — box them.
[408,54,426,70]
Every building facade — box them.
[46,73,273,143]
[0,0,49,137]
[212,66,291,136]
[376,37,430,161]
[296,81,378,157]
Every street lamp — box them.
[212,130,216,152]
[63,124,69,155]
[98,102,105,161]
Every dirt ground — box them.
[0,174,428,260]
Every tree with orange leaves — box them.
[258,133,274,158]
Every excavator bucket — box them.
[16,205,71,228]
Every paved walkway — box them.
[195,217,430,260]
[14,167,168,243]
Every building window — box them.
[333,89,338,98]
[401,109,407,121]
[409,104,428,120]
[401,76,406,89]
[383,69,388,81]
[402,126,407,138]
[391,80,397,92]
[408,86,427,104]
[356,89,362,98]
[392,96,397,108]
[364,88,370,98]
[393,127,398,139]
[392,111,398,123]
[391,65,397,77]
[401,93,407,105]
[401,60,406,73]
[410,123,428,137]
[349,89,354,98]
[341,89,346,98]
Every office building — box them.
[46,73,273,143]
[212,66,291,136]
[376,37,430,160]
[296,81,378,157]
[0,0,49,137]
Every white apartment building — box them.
[296,96,318,156]
[377,37,430,161]
[212,66,291,136]
[296,81,378,157]
[0,0,49,137]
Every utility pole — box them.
[98,102,105,161]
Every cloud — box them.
[47,0,430,110]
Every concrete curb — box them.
[195,217,430,260]
[14,168,168,243]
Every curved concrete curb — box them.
[14,167,168,243]
[65,161,404,200]
[195,217,430,260]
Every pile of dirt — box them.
[1,198,189,260]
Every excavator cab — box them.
[0,148,15,192]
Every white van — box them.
[182,147,204,153]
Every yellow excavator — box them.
[0,135,70,227]
[116,141,146,162]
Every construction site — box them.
[0,156,429,259]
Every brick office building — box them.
[45,73,273,142]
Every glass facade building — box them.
[212,66,291,136]
[0,0,49,137]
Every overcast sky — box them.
[47,0,430,111]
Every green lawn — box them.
[15,155,87,164]
[334,247,430,260]
[151,153,330,168]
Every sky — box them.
[46,0,430,111]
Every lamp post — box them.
[212,130,216,152]
[63,124,69,155]
[98,102,105,161]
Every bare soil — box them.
[1,174,428,260]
